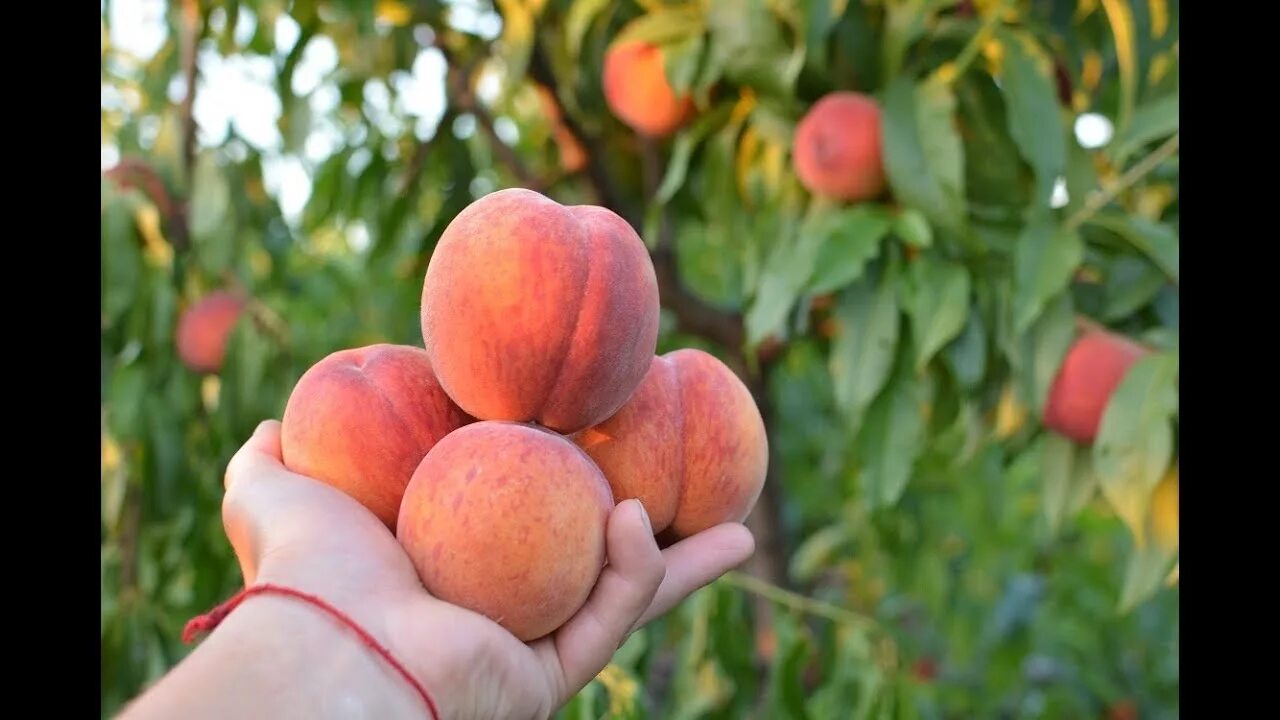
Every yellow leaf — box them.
[1151,465,1178,551]
[736,126,761,204]
[1099,0,1136,134]
[202,376,222,410]
[982,37,1005,76]
[249,246,273,279]
[1147,51,1172,87]
[102,434,123,472]
[1081,50,1104,93]
[729,87,758,127]
[994,384,1027,440]
[1148,0,1168,38]
[1165,561,1178,587]
[1135,183,1175,220]
[134,202,174,268]
[932,61,959,86]
[374,0,413,27]
[1075,0,1099,20]
[594,663,639,718]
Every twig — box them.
[932,0,1011,84]
[175,0,204,252]
[1065,132,1179,232]
[719,571,882,632]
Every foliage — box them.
[102,0,1179,717]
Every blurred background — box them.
[100,0,1179,718]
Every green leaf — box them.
[789,522,851,583]
[892,208,933,248]
[883,76,968,237]
[663,32,705,96]
[1111,90,1178,164]
[707,0,803,100]
[656,104,733,204]
[999,31,1067,207]
[943,303,987,392]
[102,190,143,326]
[744,210,824,345]
[907,254,971,372]
[1041,433,1099,537]
[1010,289,1076,417]
[830,264,901,430]
[615,5,705,46]
[808,206,893,295]
[1117,537,1177,613]
[565,0,612,59]
[1063,137,1099,218]
[858,366,925,508]
[1094,351,1178,545]
[1013,219,1083,333]
[1103,256,1167,321]
[881,0,928,85]
[1089,213,1179,284]
[189,152,230,241]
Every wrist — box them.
[237,572,440,717]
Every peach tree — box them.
[102,0,1178,717]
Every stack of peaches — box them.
[277,188,767,642]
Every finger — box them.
[223,420,284,491]
[632,523,754,630]
[549,499,666,699]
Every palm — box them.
[222,421,755,720]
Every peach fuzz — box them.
[420,188,659,434]
[575,349,768,540]
[396,421,614,642]
[603,39,696,138]
[574,356,683,533]
[1042,328,1149,444]
[175,291,246,373]
[280,344,471,530]
[792,92,886,202]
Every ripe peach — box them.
[603,40,695,138]
[573,357,683,533]
[397,421,614,641]
[175,291,247,373]
[1042,328,1149,443]
[792,92,886,202]
[280,344,471,529]
[574,349,768,539]
[420,188,659,434]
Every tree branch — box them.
[175,0,204,252]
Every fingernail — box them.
[633,499,652,534]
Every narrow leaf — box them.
[830,263,901,430]
[808,206,893,295]
[908,255,971,372]
[1013,219,1083,333]
[1000,31,1067,207]
[859,367,925,508]
[1094,352,1178,545]
[883,76,967,236]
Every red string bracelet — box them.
[183,583,441,720]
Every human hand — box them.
[220,420,756,719]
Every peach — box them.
[575,349,768,539]
[420,188,659,434]
[603,40,696,138]
[1042,328,1149,444]
[397,421,614,641]
[536,85,587,173]
[792,92,886,202]
[573,357,683,533]
[280,344,471,529]
[175,291,247,373]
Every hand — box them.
[219,420,755,719]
